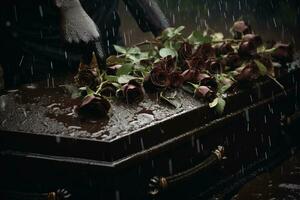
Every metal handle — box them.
[148,146,225,196]
[1,188,71,200]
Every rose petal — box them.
[76,95,111,119]
[122,80,145,103]
[232,20,252,39]
[271,43,294,63]
[169,72,184,88]
[195,86,216,102]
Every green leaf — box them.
[86,87,95,96]
[159,48,177,58]
[127,47,141,55]
[254,60,267,76]
[117,75,136,84]
[264,47,277,53]
[181,84,195,94]
[114,45,127,54]
[105,75,118,82]
[209,97,219,108]
[159,91,181,108]
[188,31,212,45]
[174,26,185,34]
[257,46,277,54]
[215,97,226,115]
[219,84,232,94]
[211,32,224,42]
[116,64,133,76]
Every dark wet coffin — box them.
[0,66,300,199]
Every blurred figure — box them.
[0,0,170,88]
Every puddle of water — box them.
[231,151,300,200]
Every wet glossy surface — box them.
[231,150,300,200]
[0,76,202,141]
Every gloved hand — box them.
[54,0,106,66]
[54,0,100,44]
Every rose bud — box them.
[199,74,218,90]
[144,68,171,91]
[151,67,171,87]
[236,62,260,82]
[76,95,111,119]
[169,72,184,88]
[223,53,242,69]
[205,59,224,74]
[121,80,145,103]
[74,69,101,90]
[194,43,216,60]
[178,42,194,70]
[181,69,201,83]
[271,43,294,63]
[232,20,252,39]
[100,83,118,97]
[186,56,205,70]
[194,86,216,102]
[238,34,263,58]
[238,41,257,58]
[215,43,234,56]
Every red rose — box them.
[76,95,111,119]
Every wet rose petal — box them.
[216,43,234,56]
[76,95,111,119]
[205,59,224,74]
[178,42,193,70]
[236,61,260,82]
[74,69,101,90]
[169,72,184,88]
[271,43,294,63]
[122,80,145,103]
[195,86,216,102]
[232,20,252,39]
[100,83,118,97]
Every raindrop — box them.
[168,159,173,175]
[255,147,259,157]
[140,137,145,150]
[196,139,201,153]
[19,55,24,67]
[273,17,277,28]
[151,160,155,168]
[115,190,120,200]
[38,5,44,18]
[13,5,18,22]
[64,51,68,60]
[56,136,61,144]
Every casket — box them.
[0,63,299,200]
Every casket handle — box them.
[1,188,71,200]
[148,146,225,196]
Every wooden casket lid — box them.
[0,65,299,170]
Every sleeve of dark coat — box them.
[123,0,170,36]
